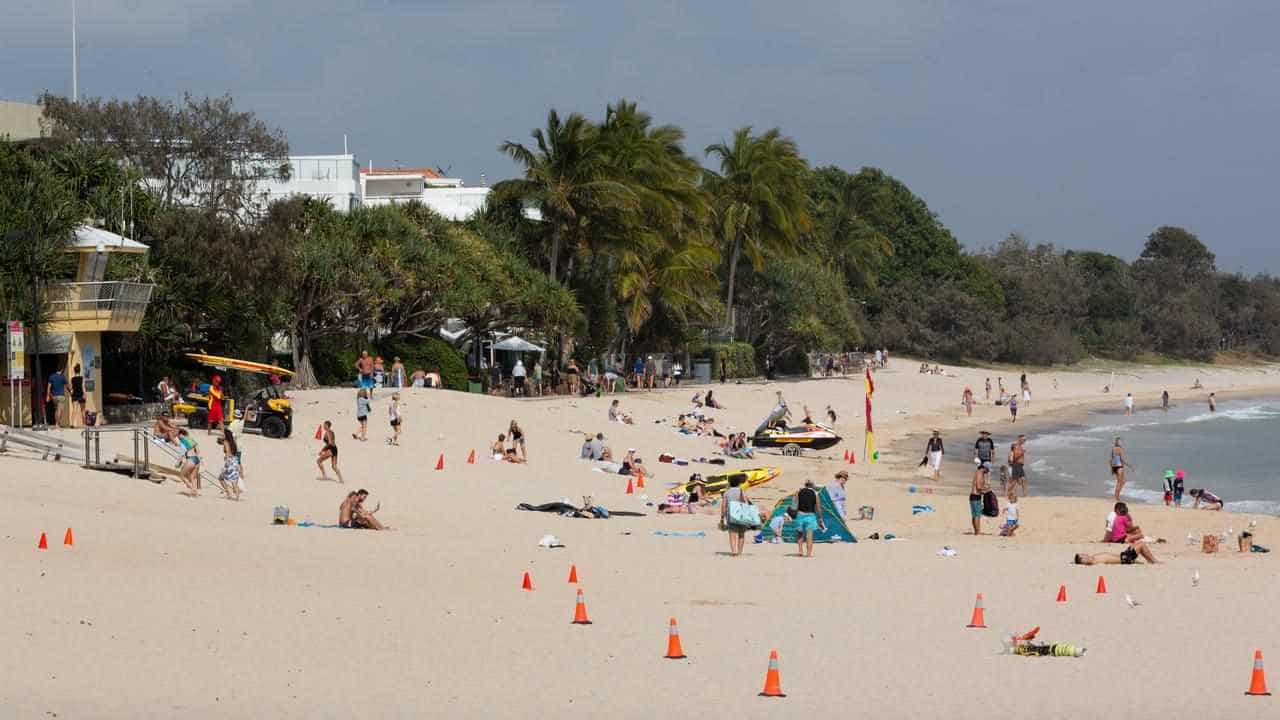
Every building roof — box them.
[71,225,150,254]
[360,167,443,178]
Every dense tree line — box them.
[5,93,1279,389]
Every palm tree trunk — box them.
[723,240,742,332]
[548,228,562,284]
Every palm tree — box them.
[703,127,811,330]
[498,110,635,284]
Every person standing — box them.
[984,378,992,401]
[1161,390,1169,412]
[827,471,849,518]
[353,389,370,441]
[532,360,543,396]
[1008,395,1018,423]
[177,428,202,497]
[672,359,683,386]
[1208,392,1217,412]
[565,359,579,395]
[206,375,225,435]
[1021,380,1031,405]
[970,462,992,535]
[69,364,86,427]
[974,430,995,467]
[390,357,407,388]
[511,358,527,397]
[355,351,374,391]
[962,387,974,417]
[46,367,68,428]
[1010,435,1028,496]
[1109,437,1130,501]
[926,430,944,482]
[793,479,826,558]
[874,348,884,368]
[387,392,402,446]
[1123,392,1134,416]
[509,419,527,462]
[217,429,244,500]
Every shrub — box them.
[378,336,468,391]
[697,341,757,379]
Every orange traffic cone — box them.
[1246,650,1271,696]
[1096,575,1107,594]
[1056,585,1067,603]
[37,532,48,550]
[847,451,856,464]
[314,424,323,440]
[625,477,634,494]
[568,565,578,584]
[665,617,687,659]
[521,571,533,591]
[966,593,987,628]
[636,471,645,490]
[467,449,476,464]
[435,453,445,471]
[571,588,592,625]
[64,528,74,547]
[843,449,850,462]
[759,649,785,697]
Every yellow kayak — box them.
[669,466,780,496]
[185,353,294,377]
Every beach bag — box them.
[1202,534,1220,554]
[273,506,290,525]
[728,500,762,528]
[982,491,1000,517]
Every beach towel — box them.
[653,530,706,537]
[911,504,934,515]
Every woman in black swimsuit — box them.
[508,419,527,462]
[316,420,345,483]
[70,363,86,427]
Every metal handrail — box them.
[82,425,150,480]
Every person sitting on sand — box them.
[1074,540,1159,565]
[492,433,507,460]
[1103,502,1131,543]
[705,390,724,410]
[154,411,180,444]
[619,448,644,476]
[1192,377,1203,390]
[609,399,634,424]
[1189,488,1224,511]
[580,434,594,459]
[352,490,389,529]
[339,491,358,528]
[410,368,427,388]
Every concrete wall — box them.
[0,100,44,141]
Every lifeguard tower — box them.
[1,225,153,427]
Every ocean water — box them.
[1022,397,1280,515]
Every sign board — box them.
[6,320,23,381]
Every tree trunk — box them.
[292,328,319,388]
[723,240,742,333]
[548,228,562,284]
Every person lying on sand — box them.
[1075,540,1159,564]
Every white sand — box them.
[3,360,1280,718]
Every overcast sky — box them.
[4,1,1279,272]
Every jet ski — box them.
[751,403,841,454]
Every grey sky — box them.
[4,1,1279,272]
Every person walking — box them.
[721,475,755,557]
[511,358,527,397]
[317,420,345,483]
[1161,389,1169,412]
[926,430,944,482]
[353,389,370,441]
[206,375,225,435]
[792,479,826,558]
[1008,395,1018,423]
[1123,392,1134,416]
[217,429,244,500]
[387,392,402,446]
[974,430,995,467]
[46,367,68,428]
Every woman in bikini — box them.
[1109,437,1130,501]
[508,420,527,462]
[317,420,345,483]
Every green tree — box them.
[703,127,811,330]
[1132,226,1220,359]
[0,142,79,330]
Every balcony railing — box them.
[45,281,155,329]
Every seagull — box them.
[1193,570,1200,587]
[1125,593,1141,608]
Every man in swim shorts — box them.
[970,462,992,535]
[1009,435,1027,496]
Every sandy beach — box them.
[4,359,1280,719]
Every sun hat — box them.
[1163,469,1176,479]
[1175,469,1185,479]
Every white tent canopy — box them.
[492,335,545,353]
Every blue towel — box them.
[911,505,934,515]
[653,530,706,537]
[296,521,344,529]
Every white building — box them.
[360,166,489,221]
[256,154,362,213]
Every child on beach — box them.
[217,429,244,500]
[1000,490,1019,536]
[387,392,402,445]
[1173,469,1186,507]
[492,433,506,460]
[1162,469,1174,506]
[353,389,370,441]
[1189,488,1224,510]
[1008,395,1018,422]
[177,428,201,497]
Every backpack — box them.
[982,491,1000,518]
